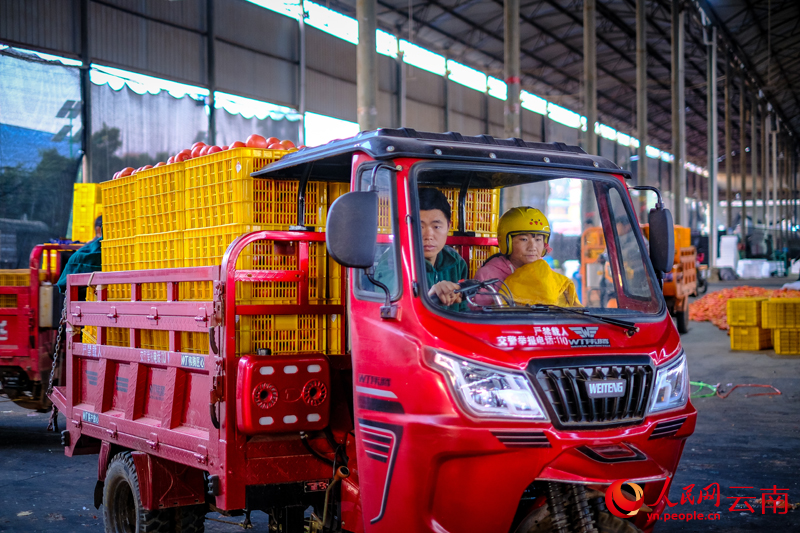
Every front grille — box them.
[530,357,654,429]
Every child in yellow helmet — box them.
[475,207,551,288]
[475,207,581,307]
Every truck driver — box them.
[374,188,467,310]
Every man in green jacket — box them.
[57,216,103,296]
[374,188,467,310]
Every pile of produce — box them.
[111,135,300,179]
[691,286,800,330]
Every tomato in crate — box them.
[236,354,331,435]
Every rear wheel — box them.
[174,505,205,533]
[103,452,172,533]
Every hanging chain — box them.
[46,303,67,432]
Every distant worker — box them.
[57,216,103,296]
[374,188,467,310]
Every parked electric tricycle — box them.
[52,129,694,533]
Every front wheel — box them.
[676,308,690,334]
[103,452,173,533]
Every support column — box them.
[297,2,306,145]
[761,106,768,226]
[80,0,92,182]
[706,27,718,267]
[751,95,758,224]
[504,0,521,138]
[444,64,450,132]
[207,0,216,145]
[396,50,406,127]
[724,50,732,228]
[739,76,747,244]
[765,113,772,229]
[671,0,686,225]
[636,0,648,221]
[772,126,778,244]
[356,0,378,131]
[584,0,597,155]
[484,86,490,135]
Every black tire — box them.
[103,452,173,533]
[174,505,205,533]
[676,308,690,334]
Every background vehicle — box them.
[1,243,81,410]
[51,130,694,533]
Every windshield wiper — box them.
[525,304,640,337]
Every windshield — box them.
[411,162,662,319]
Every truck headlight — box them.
[648,352,689,413]
[431,352,547,420]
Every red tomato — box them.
[154,162,166,167]
[167,156,175,164]
[119,167,135,177]
[142,165,153,170]
[221,145,229,150]
[268,142,284,149]
[207,145,222,154]
[112,171,120,180]
[179,148,191,156]
[191,145,204,158]
[202,146,212,156]
[246,134,268,148]
[266,137,279,145]
[280,139,296,149]
[230,141,246,149]
[176,152,190,162]
[191,141,206,150]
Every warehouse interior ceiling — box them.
[328,0,799,165]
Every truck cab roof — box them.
[252,128,629,183]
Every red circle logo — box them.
[605,480,645,518]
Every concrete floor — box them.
[1,281,798,532]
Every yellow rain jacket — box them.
[502,260,582,307]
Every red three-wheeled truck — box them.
[51,129,694,533]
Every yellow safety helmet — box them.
[497,207,551,255]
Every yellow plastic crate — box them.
[441,188,499,236]
[106,327,130,347]
[762,299,800,329]
[102,175,137,240]
[135,231,184,301]
[0,294,18,308]
[774,329,800,355]
[141,329,169,351]
[183,147,319,230]
[237,314,330,355]
[136,163,185,234]
[181,331,209,354]
[328,314,344,355]
[72,183,102,243]
[0,270,30,287]
[727,297,768,327]
[102,237,135,301]
[183,224,259,300]
[730,326,772,351]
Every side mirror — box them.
[648,207,675,273]
[326,191,378,268]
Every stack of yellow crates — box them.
[71,183,103,243]
[727,297,772,351]
[761,298,800,354]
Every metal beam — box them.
[357,0,378,130]
[672,0,687,226]
[80,0,91,183]
[725,49,732,229]
[298,1,307,145]
[761,104,768,225]
[584,0,597,155]
[504,0,520,138]
[207,0,216,146]
[740,75,747,244]
[636,0,648,221]
[707,26,718,267]
[751,93,758,223]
